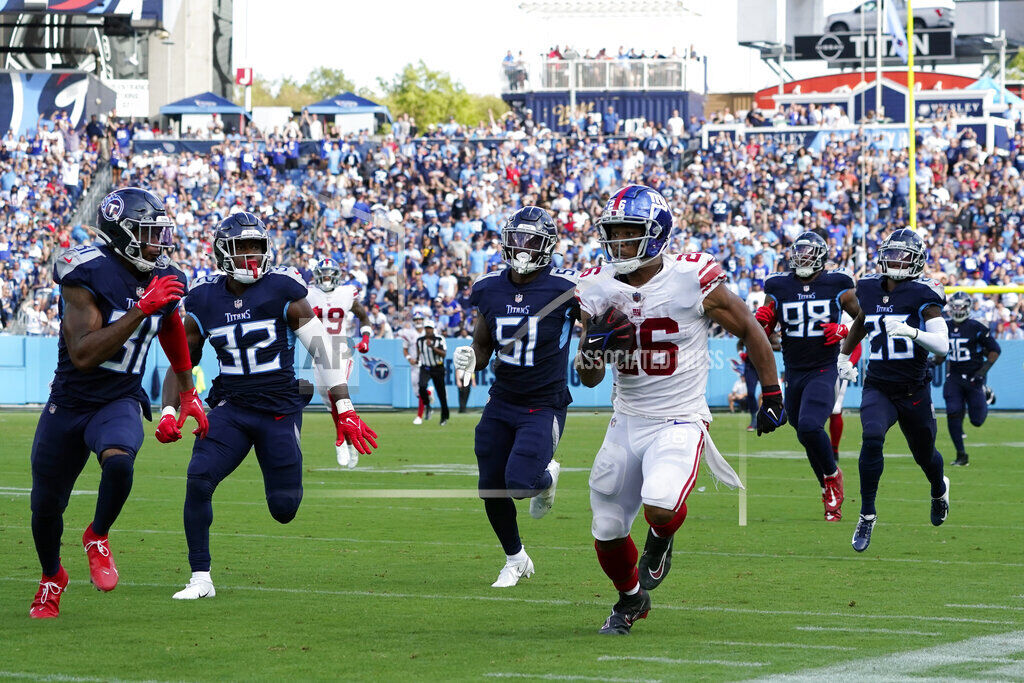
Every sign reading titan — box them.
[793,29,954,64]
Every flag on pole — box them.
[884,0,909,63]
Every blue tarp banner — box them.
[4,335,1023,411]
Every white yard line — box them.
[795,626,942,637]
[485,673,658,683]
[945,604,1024,611]
[597,655,766,667]
[700,640,854,651]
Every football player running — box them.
[160,212,378,600]
[575,185,786,635]
[756,231,862,521]
[397,313,432,424]
[454,206,579,587]
[306,257,373,468]
[28,187,208,618]
[838,229,950,552]
[941,291,1000,467]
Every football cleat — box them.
[29,565,69,618]
[529,459,560,519]
[931,476,950,526]
[951,452,969,467]
[599,588,652,635]
[439,419,448,426]
[336,443,351,468]
[491,553,535,588]
[412,416,422,425]
[822,469,844,522]
[82,524,118,591]
[424,404,432,421]
[638,528,673,590]
[852,514,876,552]
[172,572,216,600]
[346,442,359,469]
[746,424,755,432]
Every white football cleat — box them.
[413,416,422,425]
[530,459,560,520]
[491,552,535,588]
[347,442,359,470]
[336,443,351,468]
[172,572,216,600]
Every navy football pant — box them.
[943,375,988,454]
[744,360,759,427]
[474,396,566,556]
[858,384,946,517]
[30,397,144,576]
[183,403,303,572]
[785,367,839,487]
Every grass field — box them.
[1,408,1023,682]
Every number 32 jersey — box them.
[575,252,727,421]
[469,265,579,408]
[185,267,311,415]
[764,269,854,372]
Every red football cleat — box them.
[823,468,844,522]
[29,565,69,618]
[82,524,119,591]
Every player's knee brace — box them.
[100,453,135,482]
[267,491,301,524]
[185,475,217,504]
[592,513,629,542]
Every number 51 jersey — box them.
[469,265,579,409]
[763,269,855,372]
[185,266,311,415]
[575,252,727,421]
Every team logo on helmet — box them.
[360,356,391,383]
[100,194,124,221]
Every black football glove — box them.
[756,384,787,436]
[580,307,635,355]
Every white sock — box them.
[861,514,876,521]
[192,570,212,583]
[623,584,640,596]
[507,548,528,563]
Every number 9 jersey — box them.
[575,252,727,421]
[305,282,360,338]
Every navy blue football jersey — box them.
[856,274,946,386]
[469,265,579,408]
[764,269,855,371]
[185,266,311,415]
[946,317,1000,377]
[50,244,186,418]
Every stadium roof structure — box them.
[302,92,392,122]
[159,91,245,116]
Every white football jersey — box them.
[576,252,727,421]
[396,325,422,362]
[305,284,358,336]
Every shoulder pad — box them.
[829,268,856,287]
[765,271,787,281]
[578,265,609,279]
[189,273,223,292]
[548,267,579,284]
[860,273,883,282]
[54,245,105,282]
[267,265,307,287]
[914,277,946,301]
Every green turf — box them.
[1,409,1022,682]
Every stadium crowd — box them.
[3,106,1024,342]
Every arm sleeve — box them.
[295,315,349,388]
[980,328,1001,354]
[158,306,192,374]
[914,316,950,355]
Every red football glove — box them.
[754,303,776,336]
[335,410,378,455]
[821,322,849,346]
[356,333,370,354]
[155,412,181,443]
[178,388,209,438]
[136,275,184,316]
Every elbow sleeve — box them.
[158,309,192,374]
[295,316,350,388]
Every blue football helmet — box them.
[596,185,673,275]
[948,290,971,323]
[501,206,558,275]
[96,187,174,272]
[789,231,828,278]
[878,228,926,281]
[213,211,272,284]
[313,258,341,292]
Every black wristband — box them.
[762,384,781,395]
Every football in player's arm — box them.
[837,228,950,553]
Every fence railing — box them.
[501,57,703,93]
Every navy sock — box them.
[31,512,62,577]
[859,438,885,516]
[92,454,134,536]
[184,476,217,572]
[483,498,522,556]
[798,427,836,486]
[947,413,965,453]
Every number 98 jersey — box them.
[185,267,311,415]
[575,252,727,421]
[469,265,579,409]
[856,274,945,387]
[763,269,854,372]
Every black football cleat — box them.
[950,452,969,467]
[931,476,950,526]
[598,588,651,635]
[638,529,673,591]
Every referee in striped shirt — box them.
[416,319,449,425]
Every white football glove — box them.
[837,353,858,383]
[453,346,476,387]
[883,317,918,340]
